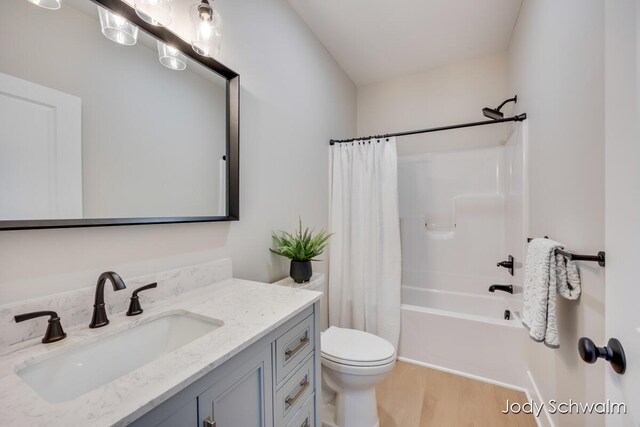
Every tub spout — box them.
[489,284,513,294]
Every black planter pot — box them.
[290,260,312,283]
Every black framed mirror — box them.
[0,0,239,231]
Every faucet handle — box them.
[126,283,158,316]
[14,311,67,344]
[496,255,515,276]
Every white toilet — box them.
[321,326,396,427]
[273,274,396,427]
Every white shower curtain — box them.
[328,138,402,349]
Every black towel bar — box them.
[527,237,606,267]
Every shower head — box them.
[482,107,504,120]
[483,95,518,120]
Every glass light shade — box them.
[190,1,222,57]
[135,0,173,27]
[27,0,61,10]
[157,41,187,71]
[98,6,139,46]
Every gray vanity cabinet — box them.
[130,303,319,427]
[152,401,198,427]
[198,345,273,427]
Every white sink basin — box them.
[16,311,223,403]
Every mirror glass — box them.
[0,0,228,221]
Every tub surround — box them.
[0,262,321,426]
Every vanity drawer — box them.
[286,393,315,427]
[275,354,315,426]
[275,314,314,383]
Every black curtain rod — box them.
[329,113,527,145]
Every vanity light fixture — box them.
[134,0,173,27]
[27,0,61,10]
[157,41,187,70]
[98,5,139,46]
[190,0,222,58]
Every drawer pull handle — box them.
[285,377,310,409]
[285,334,309,360]
[203,416,216,427]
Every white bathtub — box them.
[399,286,527,388]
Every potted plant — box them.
[270,219,332,283]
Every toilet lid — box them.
[321,326,396,367]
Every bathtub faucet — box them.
[488,284,513,294]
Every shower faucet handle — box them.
[496,255,514,276]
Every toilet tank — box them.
[273,273,327,330]
[272,272,326,292]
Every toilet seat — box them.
[321,354,396,377]
[321,326,396,368]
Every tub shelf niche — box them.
[425,221,456,240]
[398,216,457,240]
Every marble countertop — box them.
[0,279,321,426]
[273,272,325,291]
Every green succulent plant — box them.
[270,218,332,262]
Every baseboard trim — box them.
[526,370,555,427]
[397,356,527,393]
[523,387,543,427]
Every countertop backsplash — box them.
[0,258,233,351]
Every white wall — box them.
[508,1,605,425]
[0,0,356,304]
[357,53,510,155]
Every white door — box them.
[0,72,82,220]
[605,0,640,425]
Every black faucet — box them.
[489,284,513,294]
[126,283,158,316]
[14,311,67,343]
[90,272,126,328]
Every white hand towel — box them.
[522,238,581,348]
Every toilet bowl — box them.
[320,326,396,427]
[272,274,396,427]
